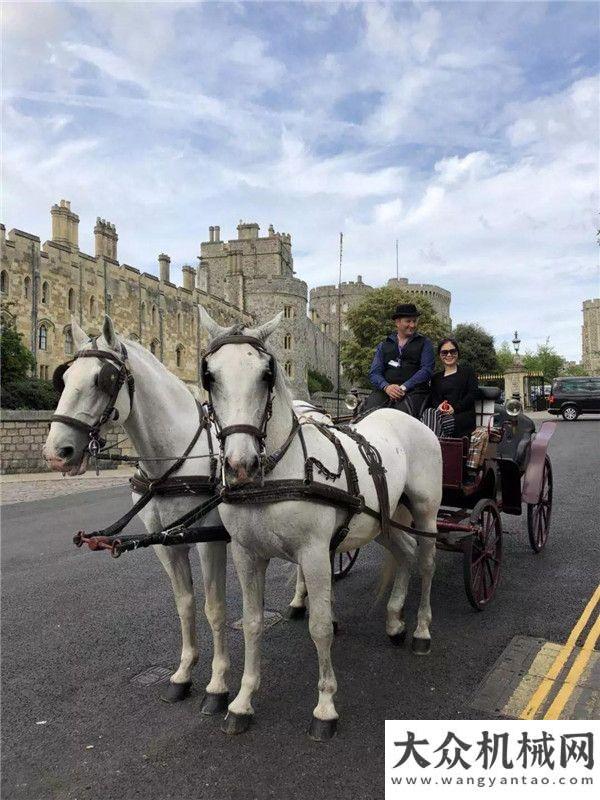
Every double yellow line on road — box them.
[520,583,600,720]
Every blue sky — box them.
[3,1,599,360]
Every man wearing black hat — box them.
[363,302,435,416]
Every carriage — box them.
[333,387,556,611]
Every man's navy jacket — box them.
[369,332,435,392]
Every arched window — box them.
[0,270,8,294]
[284,361,293,378]
[68,288,75,313]
[89,296,96,317]
[176,346,183,368]
[150,339,158,356]
[284,305,293,319]
[64,327,74,354]
[24,276,31,300]
[42,281,49,304]
[284,334,292,350]
[38,324,48,350]
[141,302,146,322]
[151,305,156,326]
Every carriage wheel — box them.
[332,549,360,581]
[463,499,502,611]
[527,456,553,553]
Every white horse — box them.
[199,307,443,740]
[43,316,230,713]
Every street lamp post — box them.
[512,330,521,356]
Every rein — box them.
[74,331,438,558]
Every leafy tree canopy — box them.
[496,341,516,372]
[340,286,446,387]
[308,369,333,394]
[452,323,499,375]
[522,342,565,381]
[1,314,35,383]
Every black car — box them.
[547,376,600,420]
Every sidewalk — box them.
[0,467,136,506]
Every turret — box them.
[182,264,196,291]
[158,253,171,283]
[51,199,79,248]
[94,218,118,260]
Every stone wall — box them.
[582,298,600,374]
[0,410,133,474]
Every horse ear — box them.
[70,316,88,351]
[198,306,229,341]
[102,315,120,351]
[246,311,284,342]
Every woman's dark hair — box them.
[438,337,460,356]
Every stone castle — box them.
[309,275,452,342]
[0,200,453,398]
[0,201,338,399]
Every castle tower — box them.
[51,200,79,249]
[94,218,118,260]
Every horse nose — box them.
[225,454,260,485]
[58,446,74,460]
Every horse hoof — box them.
[388,630,407,647]
[412,637,431,655]
[308,717,338,742]
[221,711,253,735]
[287,605,306,620]
[200,691,229,716]
[160,681,192,703]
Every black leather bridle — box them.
[201,328,278,482]
[51,338,135,459]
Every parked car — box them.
[547,376,600,421]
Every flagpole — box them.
[336,232,343,418]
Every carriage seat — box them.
[474,386,501,429]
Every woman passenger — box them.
[422,338,477,438]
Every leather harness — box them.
[71,332,437,559]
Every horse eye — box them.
[94,374,99,387]
[262,369,272,383]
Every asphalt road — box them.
[2,419,599,800]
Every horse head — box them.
[43,316,133,475]
[199,306,284,486]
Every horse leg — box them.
[410,502,438,655]
[223,542,268,735]
[300,548,338,741]
[376,524,416,646]
[197,541,230,715]
[154,543,198,702]
[288,565,308,619]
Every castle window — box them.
[68,288,76,313]
[151,305,156,326]
[284,334,292,350]
[284,361,294,379]
[24,276,31,300]
[40,365,49,380]
[141,302,146,322]
[38,324,48,351]
[176,345,183,368]
[0,270,8,294]
[321,322,328,334]
[89,296,96,317]
[42,281,49,304]
[310,309,317,322]
[64,327,74,354]
[284,305,293,319]
[150,339,159,356]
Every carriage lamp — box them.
[512,331,521,355]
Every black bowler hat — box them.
[392,303,421,319]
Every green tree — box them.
[522,342,564,381]
[560,363,589,377]
[496,341,516,372]
[340,286,446,387]
[1,314,35,382]
[452,323,499,374]
[307,369,333,394]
